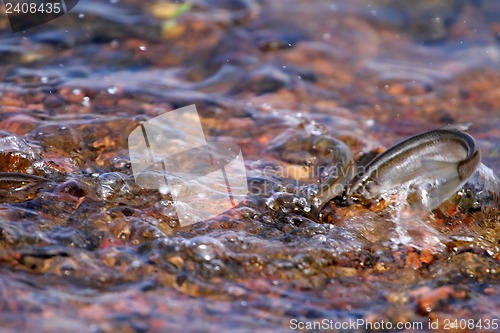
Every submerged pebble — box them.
[0,131,43,174]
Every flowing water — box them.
[0,0,500,332]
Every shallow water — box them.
[1,0,500,332]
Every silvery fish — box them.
[346,127,481,209]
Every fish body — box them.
[347,128,481,209]
[0,172,53,203]
[0,172,49,191]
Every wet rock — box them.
[28,124,81,152]
[328,205,393,243]
[410,285,467,314]
[0,131,43,174]
[110,217,166,245]
[430,252,499,284]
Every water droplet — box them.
[159,184,169,195]
[185,236,227,262]
[107,86,118,94]
[82,96,91,107]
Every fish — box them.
[0,172,53,203]
[346,127,481,209]
[0,172,50,190]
